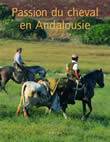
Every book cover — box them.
[0,0,110,142]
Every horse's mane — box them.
[83,69,99,79]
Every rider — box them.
[13,48,25,71]
[13,48,29,82]
[66,54,88,102]
[66,54,81,81]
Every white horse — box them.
[16,80,63,118]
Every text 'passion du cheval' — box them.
[12,7,99,30]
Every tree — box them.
[0,3,14,20]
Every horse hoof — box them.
[63,112,68,119]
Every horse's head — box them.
[83,69,104,88]
[95,69,104,88]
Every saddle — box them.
[48,78,59,95]
[13,62,22,72]
[38,78,60,96]
[13,63,28,82]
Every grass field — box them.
[0,39,110,142]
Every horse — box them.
[16,80,61,118]
[58,69,104,120]
[0,65,46,93]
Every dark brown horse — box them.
[58,69,104,120]
[0,65,46,93]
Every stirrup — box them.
[83,97,89,102]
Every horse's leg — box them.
[23,97,31,118]
[85,100,92,119]
[62,112,67,119]
[2,79,8,94]
[81,101,87,121]
[1,78,9,94]
[23,107,29,118]
[23,101,30,118]
[16,104,21,116]
[61,105,68,119]
[16,95,24,116]
[62,110,68,119]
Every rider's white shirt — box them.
[14,52,23,65]
[72,60,78,71]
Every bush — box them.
[3,20,22,39]
[0,3,14,20]
[19,18,37,37]
[69,17,104,35]
[0,3,47,40]
[35,28,47,40]
[104,19,110,24]
[2,18,47,40]
[82,24,110,45]
[19,18,47,39]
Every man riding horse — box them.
[66,54,80,81]
[0,48,47,92]
[13,48,35,82]
[13,48,25,72]
[66,54,88,103]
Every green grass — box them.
[0,77,110,142]
[0,39,110,142]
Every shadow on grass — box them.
[68,111,110,126]
[0,104,61,122]
[0,104,16,120]
[30,107,47,118]
[0,103,110,127]
[90,115,110,126]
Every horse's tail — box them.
[16,83,27,116]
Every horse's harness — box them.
[72,81,86,100]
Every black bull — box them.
[0,65,46,92]
[57,69,104,120]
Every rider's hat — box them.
[72,54,78,60]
